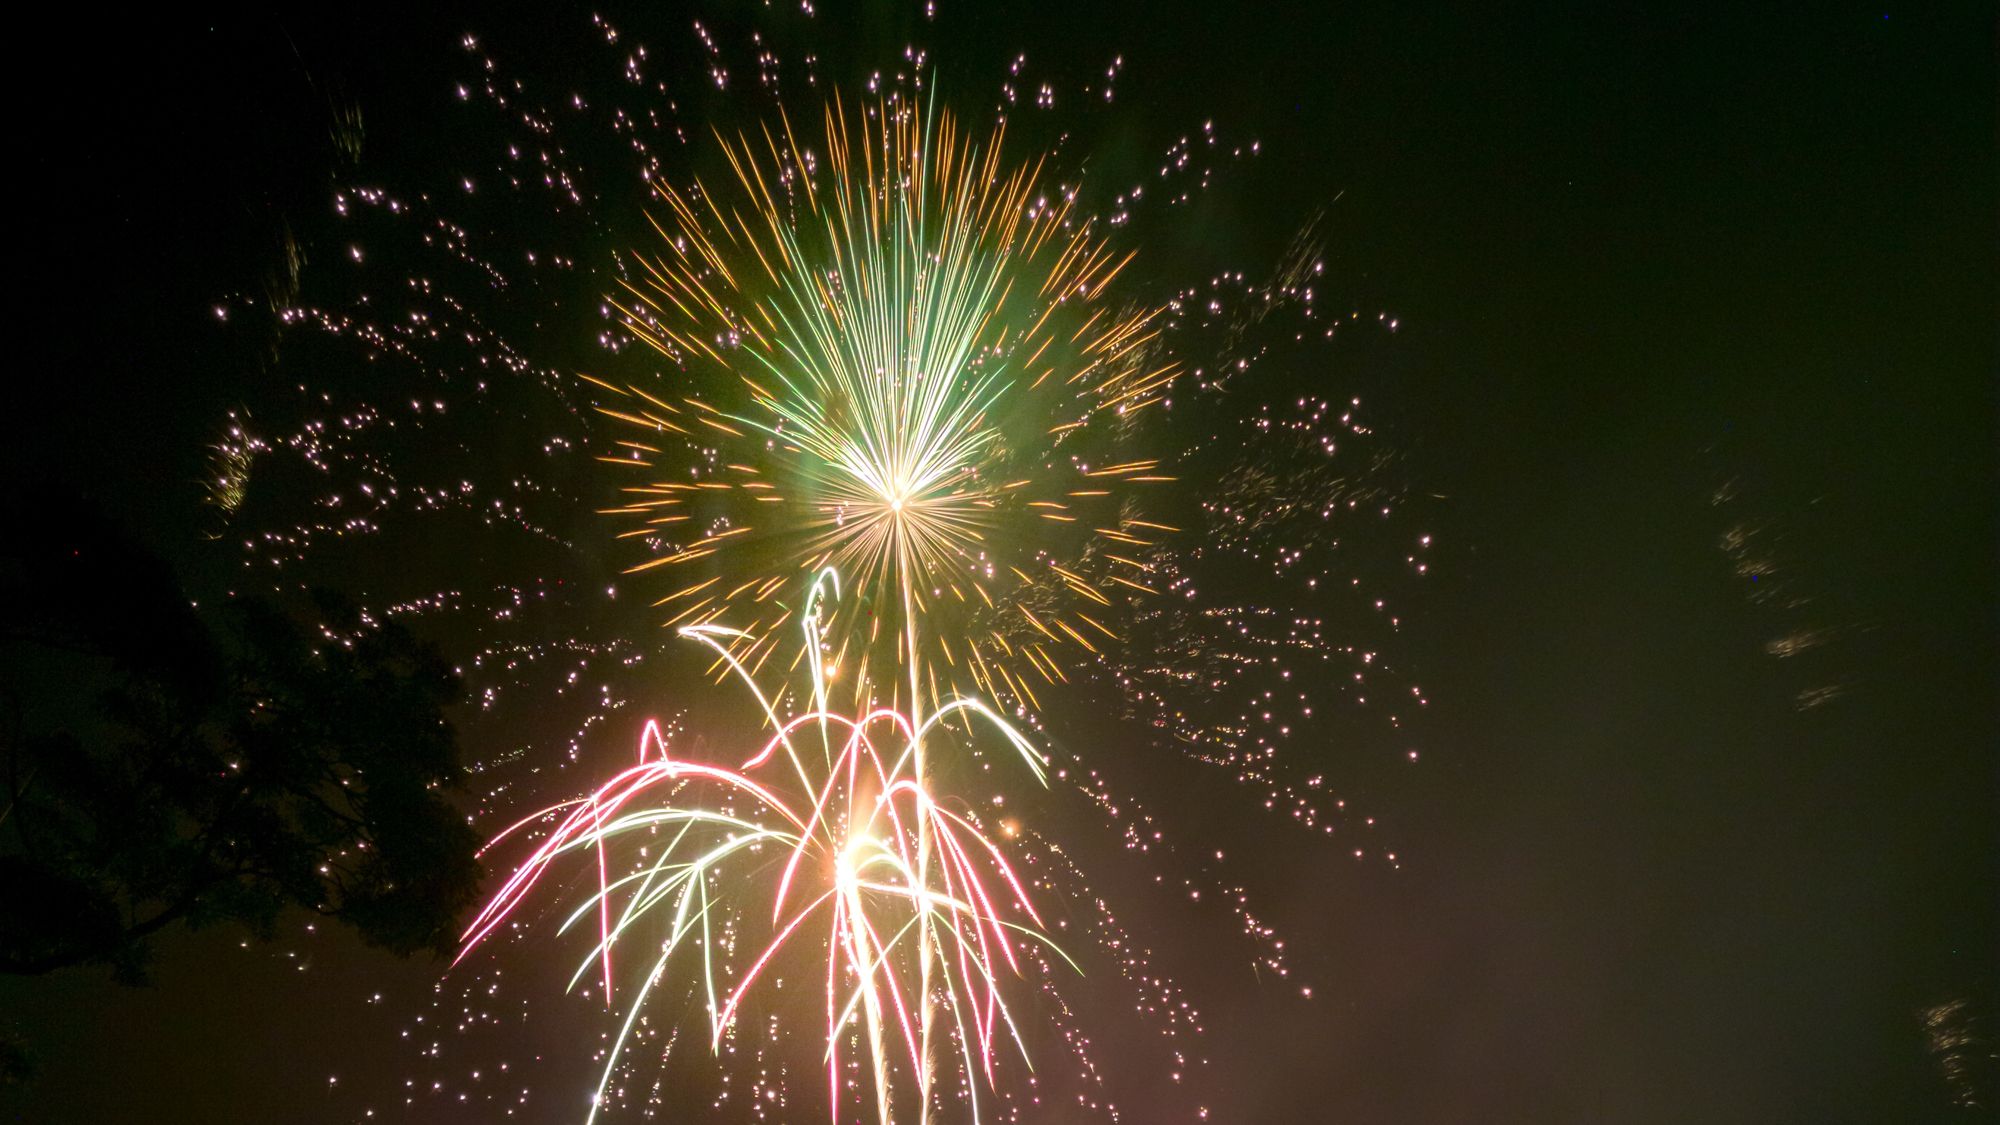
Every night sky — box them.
[4,3,1993,1123]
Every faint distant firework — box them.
[1922,997,1996,1113]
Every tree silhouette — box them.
[0,498,480,981]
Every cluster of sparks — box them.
[198,7,1434,1121]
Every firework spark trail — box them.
[462,571,1070,1124]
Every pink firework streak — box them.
[458,572,1067,1125]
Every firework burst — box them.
[463,570,1066,1124]
[203,12,1431,1120]
[591,94,1178,717]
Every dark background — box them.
[5,2,1993,1122]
